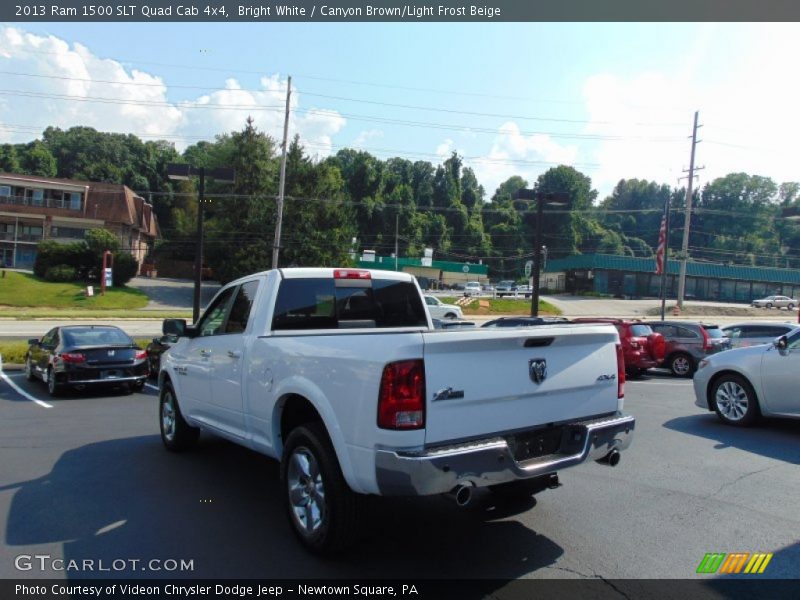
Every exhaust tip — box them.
[597,449,621,467]
[449,483,473,507]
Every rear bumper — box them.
[375,412,635,496]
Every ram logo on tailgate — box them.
[528,358,547,384]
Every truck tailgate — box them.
[421,325,620,445]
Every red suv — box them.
[572,318,666,377]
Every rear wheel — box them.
[788,303,795,310]
[443,312,457,319]
[46,367,61,397]
[159,382,199,451]
[669,353,694,378]
[766,302,773,309]
[281,422,361,554]
[711,374,760,427]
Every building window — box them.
[68,192,82,210]
[25,189,44,206]
[0,186,10,197]
[50,226,85,239]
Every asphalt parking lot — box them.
[0,369,798,582]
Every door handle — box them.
[227,350,242,359]
[199,349,211,357]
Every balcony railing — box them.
[0,231,43,242]
[0,195,82,211]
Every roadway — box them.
[1,368,797,584]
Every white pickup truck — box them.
[157,267,634,553]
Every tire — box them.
[46,367,61,397]
[130,380,145,393]
[25,356,36,382]
[788,303,795,311]
[443,312,457,319]
[159,382,199,451]
[766,303,773,309]
[281,422,361,554]
[669,353,695,378]
[711,374,760,427]
[148,357,159,379]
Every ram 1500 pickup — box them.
[158,267,634,553]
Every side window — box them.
[651,324,675,337]
[425,296,436,306]
[272,279,337,330]
[41,328,57,347]
[197,287,236,337]
[676,326,699,338]
[726,327,741,339]
[739,327,758,339]
[786,330,800,350]
[224,280,260,334]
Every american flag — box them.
[655,214,667,275]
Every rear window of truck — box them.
[272,278,427,330]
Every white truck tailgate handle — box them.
[227,350,242,359]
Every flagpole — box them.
[659,195,671,321]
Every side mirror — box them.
[775,335,788,351]
[163,318,187,337]
[28,338,40,346]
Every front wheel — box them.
[712,374,760,427]
[281,422,361,554]
[443,312,457,319]
[766,303,773,309]
[788,303,795,310]
[669,353,694,378]
[159,382,199,451]
[25,356,36,382]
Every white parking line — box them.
[0,355,53,408]
[145,383,159,393]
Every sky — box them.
[1,22,799,200]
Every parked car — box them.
[751,295,797,309]
[572,318,665,377]
[145,334,178,378]
[495,280,517,296]
[464,281,482,296]
[644,321,731,377]
[515,285,533,298]
[722,322,799,348]
[423,295,463,320]
[25,325,148,396]
[694,328,800,426]
[482,316,570,328]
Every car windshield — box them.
[62,327,132,347]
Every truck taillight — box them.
[616,343,625,399]
[378,359,425,430]
[334,269,371,280]
[60,352,85,363]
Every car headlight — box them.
[698,359,710,369]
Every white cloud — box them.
[351,129,383,148]
[435,138,455,157]
[0,26,346,157]
[582,24,800,199]
[466,122,579,198]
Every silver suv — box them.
[722,322,799,348]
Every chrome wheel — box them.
[25,358,34,381]
[715,380,749,421]
[161,390,176,441]
[47,368,57,396]
[671,355,693,377]
[287,447,326,535]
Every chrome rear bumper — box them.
[375,412,635,496]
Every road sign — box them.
[524,260,533,277]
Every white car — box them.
[464,281,482,296]
[693,327,800,426]
[752,295,797,309]
[423,295,463,319]
[721,322,798,348]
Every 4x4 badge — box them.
[529,358,547,384]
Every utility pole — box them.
[394,213,399,272]
[272,75,292,270]
[677,111,702,309]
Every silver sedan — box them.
[693,328,800,426]
[751,295,797,309]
